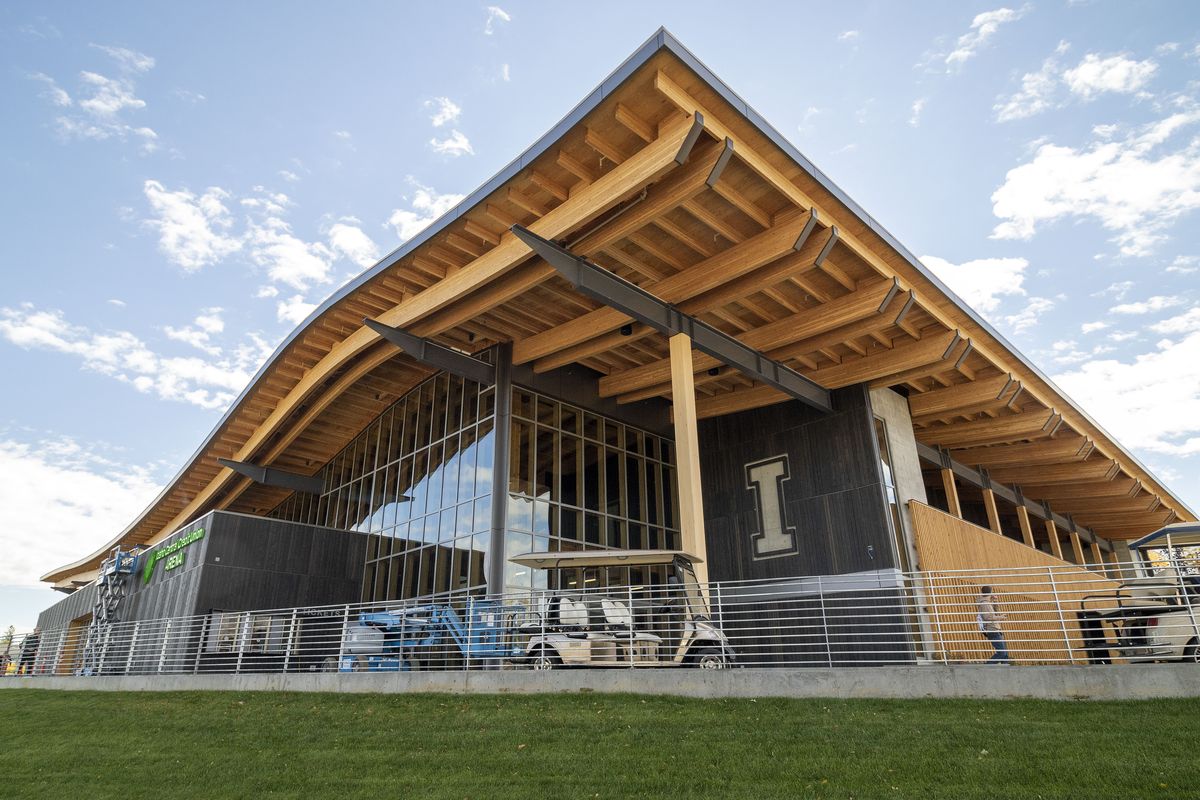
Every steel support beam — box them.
[217,459,324,495]
[363,319,495,385]
[510,225,833,414]
[488,342,513,597]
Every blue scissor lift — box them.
[337,599,527,672]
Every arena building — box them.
[34,30,1194,666]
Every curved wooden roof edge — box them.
[41,28,1194,586]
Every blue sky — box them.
[2,1,1199,628]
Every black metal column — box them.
[487,342,513,596]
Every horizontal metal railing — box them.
[4,561,1198,678]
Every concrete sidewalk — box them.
[3,664,1197,700]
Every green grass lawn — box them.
[0,690,1196,799]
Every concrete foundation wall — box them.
[4,665,1198,701]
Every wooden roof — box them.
[42,30,1194,587]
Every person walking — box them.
[17,627,41,675]
[976,586,1010,664]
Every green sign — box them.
[141,528,205,584]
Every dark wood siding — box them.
[699,386,893,581]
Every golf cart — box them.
[1078,522,1200,663]
[509,549,734,670]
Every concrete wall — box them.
[869,387,927,571]
[5,665,1199,700]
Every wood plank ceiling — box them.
[44,45,1193,586]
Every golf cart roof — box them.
[509,549,703,569]
[1130,522,1200,550]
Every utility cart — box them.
[1077,522,1200,664]
[510,549,734,669]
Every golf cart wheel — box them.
[529,647,560,671]
[1185,638,1200,663]
[693,647,728,670]
[320,657,338,673]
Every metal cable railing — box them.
[4,561,1199,677]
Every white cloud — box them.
[107,299,126,308]
[1003,296,1055,334]
[909,98,927,127]
[255,285,279,299]
[0,435,162,586]
[501,64,511,82]
[144,180,356,294]
[1049,340,1115,365]
[89,44,155,73]
[921,255,1029,314]
[426,97,461,127]
[484,6,511,35]
[994,43,1068,122]
[143,180,242,271]
[1081,321,1109,334]
[946,6,1028,70]
[164,307,225,356]
[1150,306,1200,335]
[333,130,352,140]
[327,219,381,268]
[797,106,822,133]
[246,216,334,291]
[75,69,142,118]
[1166,255,1198,275]
[430,129,474,157]
[278,170,300,183]
[1096,280,1135,299]
[994,44,1155,122]
[32,45,159,152]
[172,88,206,103]
[1054,331,1200,456]
[0,304,270,411]
[838,30,860,43]
[387,181,465,242]
[16,17,61,39]
[28,72,71,107]
[1063,54,1157,99]
[1157,42,1180,55]
[991,109,1200,255]
[277,294,317,325]
[1110,295,1184,314]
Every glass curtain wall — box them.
[273,372,496,603]
[271,376,680,602]
[504,387,680,594]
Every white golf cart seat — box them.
[559,597,589,629]
[601,598,634,633]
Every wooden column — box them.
[1070,531,1087,566]
[982,488,1002,534]
[1015,505,1035,549]
[941,469,962,518]
[1045,519,1064,560]
[1090,540,1104,571]
[670,333,708,585]
[1104,548,1122,580]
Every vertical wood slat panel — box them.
[910,502,1118,665]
